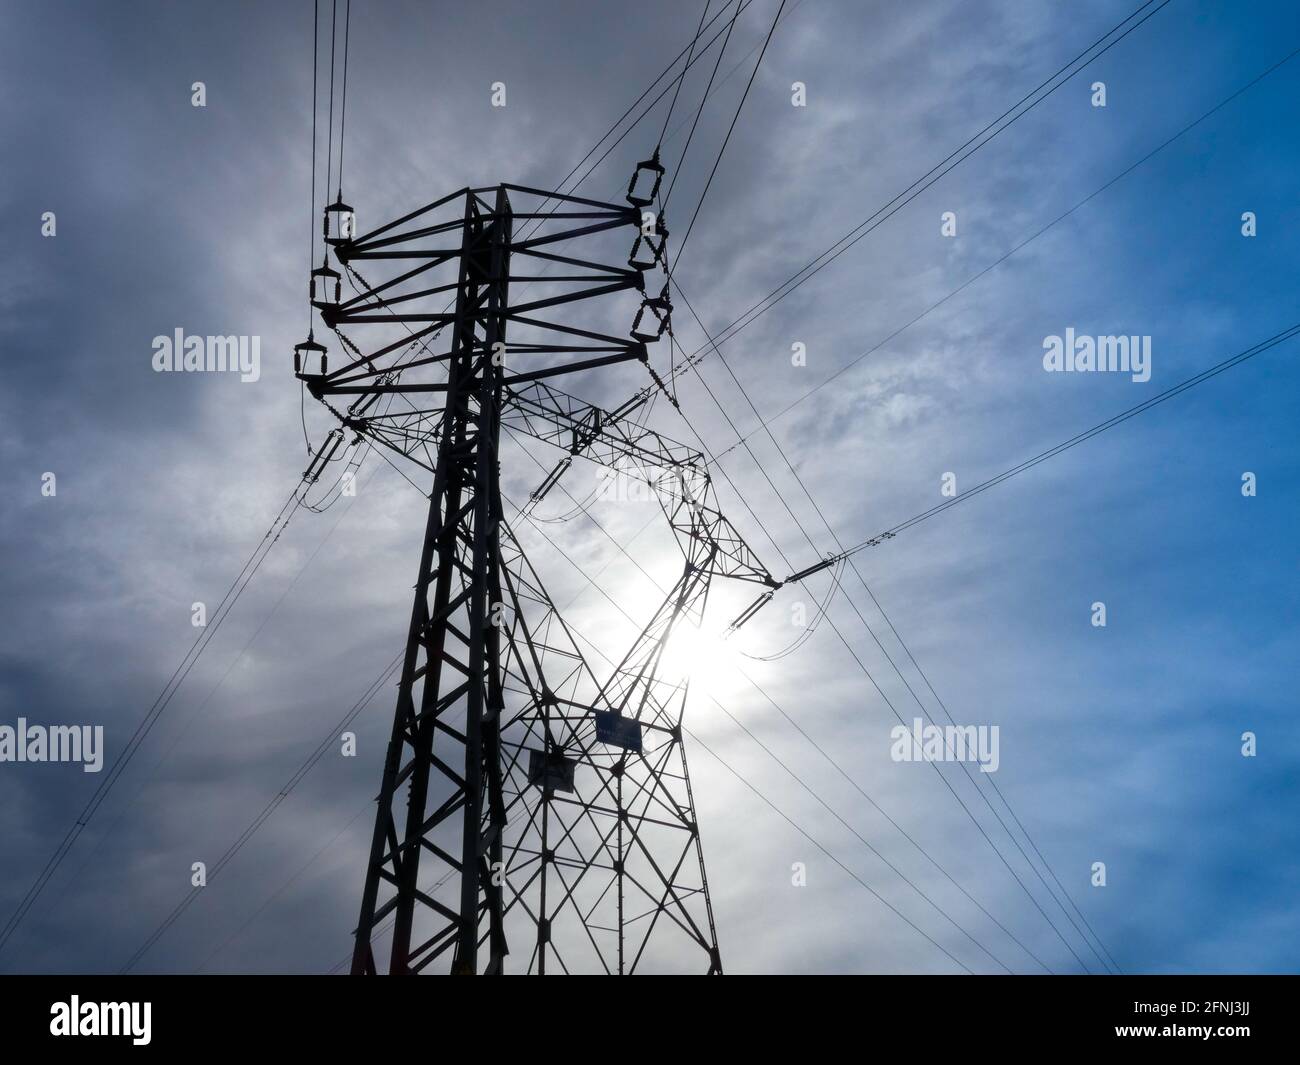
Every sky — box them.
[0,0,1297,975]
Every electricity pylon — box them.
[295,170,776,974]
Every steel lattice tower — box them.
[296,171,776,974]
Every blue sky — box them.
[0,0,1296,974]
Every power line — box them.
[528,0,768,226]
[324,0,337,207]
[337,0,351,193]
[675,0,787,265]
[669,269,1118,969]
[195,801,373,973]
[677,319,1300,970]
[840,323,1300,558]
[669,0,1173,385]
[120,648,406,972]
[716,39,1300,461]
[728,646,1056,973]
[656,0,714,151]
[33,447,384,926]
[866,585,1113,971]
[653,236,1107,964]
[634,289,1102,966]
[0,481,306,956]
[649,36,1300,968]
[308,0,319,333]
[632,249,1107,965]
[661,0,742,210]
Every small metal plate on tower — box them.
[595,711,643,753]
[527,749,576,793]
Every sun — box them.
[659,621,741,694]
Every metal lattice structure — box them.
[295,172,775,974]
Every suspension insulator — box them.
[311,260,342,309]
[325,195,356,245]
[625,151,665,209]
[628,221,669,272]
[631,287,672,343]
[293,333,328,379]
